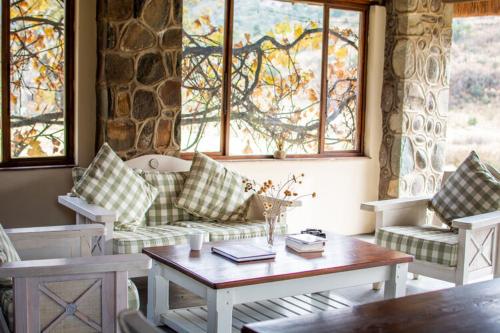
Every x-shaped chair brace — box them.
[469,227,494,267]
[39,279,103,333]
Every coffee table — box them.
[143,234,412,333]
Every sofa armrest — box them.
[5,224,104,259]
[58,195,116,223]
[0,254,151,278]
[452,211,500,230]
[360,195,432,212]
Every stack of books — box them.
[212,244,276,263]
[286,233,326,253]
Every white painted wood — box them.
[125,154,191,172]
[116,271,129,333]
[495,226,500,278]
[58,195,116,223]
[456,229,471,285]
[384,263,408,299]
[360,195,432,212]
[408,260,456,283]
[452,211,500,230]
[148,262,171,326]
[207,288,234,333]
[0,254,151,278]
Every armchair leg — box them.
[372,282,383,290]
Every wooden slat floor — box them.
[160,291,355,333]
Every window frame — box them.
[0,0,75,169]
[181,0,369,160]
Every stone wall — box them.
[96,0,182,159]
[379,0,453,199]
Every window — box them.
[0,0,74,168]
[181,0,367,158]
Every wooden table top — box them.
[242,279,500,333]
[143,233,412,289]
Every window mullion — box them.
[318,4,330,155]
[221,0,234,156]
[1,0,11,163]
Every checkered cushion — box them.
[0,280,140,332]
[171,220,288,242]
[376,226,458,267]
[141,171,199,226]
[176,152,251,222]
[71,167,86,185]
[430,151,500,229]
[113,225,196,254]
[73,143,158,232]
[0,287,13,332]
[0,225,21,287]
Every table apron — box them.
[158,264,208,299]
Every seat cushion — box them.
[376,226,458,267]
[0,280,140,332]
[430,151,500,229]
[171,220,288,242]
[72,143,158,232]
[113,225,195,254]
[176,152,251,222]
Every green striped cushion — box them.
[376,226,458,267]
[141,171,199,226]
[176,152,251,222]
[171,220,288,242]
[72,144,158,232]
[0,225,21,287]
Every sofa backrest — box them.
[125,155,191,172]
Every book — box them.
[286,233,326,245]
[211,244,276,263]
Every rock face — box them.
[97,0,182,158]
[379,0,452,199]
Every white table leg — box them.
[384,263,408,299]
[147,262,170,326]
[207,288,234,333]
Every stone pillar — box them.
[96,0,182,159]
[379,0,453,199]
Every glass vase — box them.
[265,214,279,248]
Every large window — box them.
[0,0,74,168]
[181,0,367,158]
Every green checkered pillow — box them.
[73,143,159,231]
[72,167,86,185]
[176,152,251,222]
[430,151,500,229]
[141,171,199,225]
[0,224,21,287]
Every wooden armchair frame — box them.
[0,224,152,332]
[361,196,500,286]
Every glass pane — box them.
[10,0,66,158]
[324,9,361,151]
[181,0,225,153]
[229,0,323,156]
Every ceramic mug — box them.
[189,232,204,251]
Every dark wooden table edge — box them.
[143,247,413,289]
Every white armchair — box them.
[0,224,151,332]
[361,196,500,286]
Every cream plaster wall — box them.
[223,6,387,235]
[0,0,97,228]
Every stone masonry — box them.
[96,0,182,159]
[379,0,453,199]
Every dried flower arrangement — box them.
[243,174,316,247]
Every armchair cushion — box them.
[113,225,194,254]
[171,220,288,242]
[176,152,251,222]
[140,171,200,226]
[430,151,499,229]
[376,226,458,267]
[0,225,20,287]
[72,143,159,232]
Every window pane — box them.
[9,0,66,158]
[324,9,361,152]
[181,0,225,153]
[229,0,323,155]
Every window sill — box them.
[181,153,372,162]
[0,164,75,172]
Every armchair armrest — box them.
[5,224,104,240]
[452,211,500,230]
[0,254,151,278]
[58,195,116,223]
[361,195,432,212]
